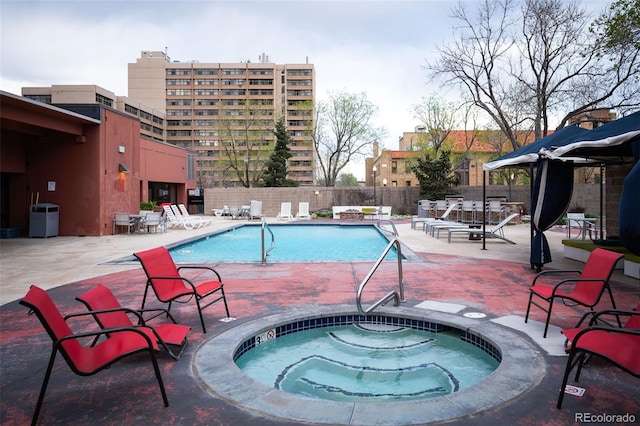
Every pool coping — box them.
[193,304,546,425]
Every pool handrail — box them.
[356,237,406,314]
[376,219,398,237]
[261,220,275,265]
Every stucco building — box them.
[0,91,197,236]
[128,51,316,187]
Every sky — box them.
[0,0,611,179]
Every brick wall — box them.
[203,183,605,219]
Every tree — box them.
[411,95,457,155]
[336,173,359,187]
[313,91,383,187]
[411,150,458,200]
[216,99,273,187]
[262,117,298,187]
[428,0,640,151]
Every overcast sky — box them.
[0,0,611,178]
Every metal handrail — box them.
[261,220,275,265]
[356,237,406,314]
[376,219,398,237]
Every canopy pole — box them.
[600,164,604,239]
[482,169,487,250]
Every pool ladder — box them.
[261,220,275,265]
[356,237,406,314]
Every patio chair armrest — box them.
[550,277,606,293]
[177,265,222,282]
[146,275,200,294]
[55,325,156,348]
[587,309,640,327]
[531,269,581,286]
[137,307,178,324]
[66,307,146,324]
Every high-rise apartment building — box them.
[128,51,315,187]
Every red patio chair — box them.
[524,248,623,338]
[76,284,191,360]
[133,246,230,333]
[557,308,640,409]
[561,305,640,350]
[19,285,168,425]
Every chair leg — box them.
[557,349,583,409]
[543,299,555,338]
[32,350,58,426]
[195,298,207,333]
[147,346,169,407]
[524,291,534,323]
[220,287,230,317]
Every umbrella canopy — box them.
[544,110,640,161]
[483,125,590,171]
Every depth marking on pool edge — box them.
[256,328,276,345]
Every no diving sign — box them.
[255,328,276,345]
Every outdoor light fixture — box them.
[118,163,129,173]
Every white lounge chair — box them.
[178,204,212,227]
[419,203,459,233]
[447,213,520,244]
[163,205,193,229]
[171,205,201,228]
[296,202,310,220]
[277,202,293,220]
[248,200,264,220]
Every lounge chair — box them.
[162,205,193,229]
[413,203,458,232]
[76,284,191,360]
[557,307,640,408]
[20,285,168,425]
[134,246,230,333]
[248,200,264,220]
[524,248,624,338]
[178,204,212,227]
[296,202,311,220]
[447,213,520,243]
[428,220,470,239]
[172,204,202,228]
[277,202,293,220]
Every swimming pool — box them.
[169,224,400,263]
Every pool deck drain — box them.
[194,305,545,425]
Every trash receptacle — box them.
[29,203,59,238]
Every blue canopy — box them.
[483,125,590,171]
[544,110,640,160]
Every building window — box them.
[391,161,398,174]
[187,154,195,180]
[392,181,397,187]
[406,181,411,187]
[195,69,218,75]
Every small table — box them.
[467,224,482,240]
[128,214,146,234]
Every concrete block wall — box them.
[203,184,597,219]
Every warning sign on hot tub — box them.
[255,328,276,345]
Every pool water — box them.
[169,224,398,262]
[235,323,499,403]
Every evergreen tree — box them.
[411,150,458,199]
[263,117,297,187]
